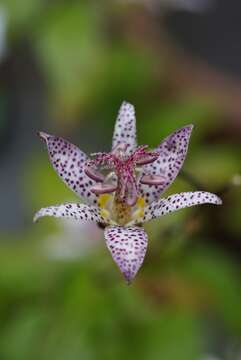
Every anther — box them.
[85,165,105,182]
[90,183,117,195]
[140,174,166,185]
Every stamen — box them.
[128,145,158,163]
[136,153,159,166]
[87,143,163,208]
[140,174,166,185]
[90,183,117,195]
[84,165,105,182]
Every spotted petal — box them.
[140,125,193,204]
[136,191,222,224]
[104,226,148,283]
[112,101,137,155]
[38,132,98,205]
[34,203,108,224]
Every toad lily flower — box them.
[34,101,222,283]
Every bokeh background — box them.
[0,1,241,359]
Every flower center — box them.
[97,193,146,226]
[85,143,163,207]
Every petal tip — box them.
[33,209,45,223]
[124,273,133,285]
[211,194,222,205]
[38,131,50,141]
[33,213,39,223]
[186,124,194,132]
[120,100,135,111]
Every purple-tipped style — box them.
[34,101,222,283]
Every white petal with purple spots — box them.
[140,125,193,204]
[39,132,98,205]
[138,191,222,223]
[112,101,137,155]
[34,203,107,223]
[104,226,148,283]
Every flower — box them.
[34,101,222,283]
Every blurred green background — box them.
[0,1,240,359]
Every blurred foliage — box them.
[0,1,240,360]
[34,3,106,118]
